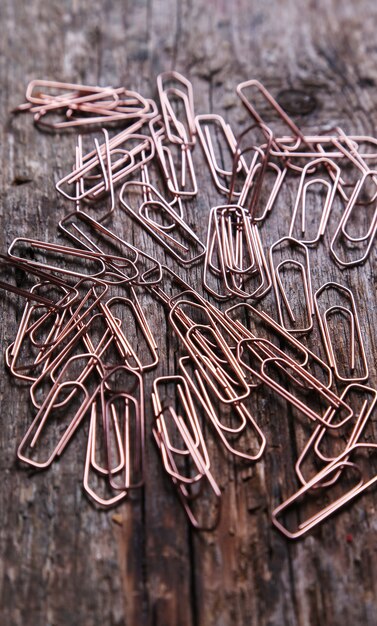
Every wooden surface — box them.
[1,1,377,625]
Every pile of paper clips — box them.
[2,74,377,538]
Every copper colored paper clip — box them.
[229,124,286,223]
[147,268,246,350]
[236,79,307,169]
[58,210,163,286]
[288,157,341,244]
[15,79,157,130]
[17,352,103,468]
[139,156,185,218]
[272,443,377,539]
[150,114,197,198]
[0,254,78,307]
[204,204,271,300]
[11,282,108,392]
[27,311,110,409]
[82,363,145,507]
[237,337,353,428]
[99,292,159,372]
[179,356,266,462]
[83,400,128,508]
[157,71,196,147]
[100,365,145,491]
[152,375,221,530]
[269,237,314,334]
[234,79,346,180]
[8,237,140,285]
[330,168,377,267]
[120,180,205,266]
[195,114,249,196]
[56,126,155,203]
[168,298,250,405]
[8,237,107,279]
[5,284,74,382]
[295,383,377,487]
[225,302,334,388]
[314,282,368,382]
[236,79,349,202]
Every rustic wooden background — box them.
[1,1,377,625]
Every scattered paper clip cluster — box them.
[3,74,376,539]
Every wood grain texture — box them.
[0,1,377,625]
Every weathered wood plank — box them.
[1,1,377,626]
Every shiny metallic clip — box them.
[196,113,249,196]
[204,204,271,300]
[330,169,377,267]
[314,282,368,382]
[152,375,221,530]
[15,79,156,130]
[269,237,314,334]
[120,180,205,265]
[272,443,377,539]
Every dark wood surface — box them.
[1,1,377,625]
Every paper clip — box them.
[272,443,377,539]
[152,375,209,480]
[100,365,145,490]
[157,71,196,146]
[236,81,349,198]
[295,383,377,486]
[169,299,250,405]
[8,238,106,279]
[150,115,197,198]
[120,180,205,266]
[225,301,333,388]
[8,237,142,285]
[269,237,314,334]
[152,375,221,530]
[230,133,287,223]
[195,114,249,196]
[17,353,103,468]
[15,79,156,130]
[330,169,377,267]
[237,337,352,428]
[227,123,272,207]
[0,253,78,307]
[204,204,271,300]
[58,210,163,286]
[139,156,184,218]
[56,128,155,203]
[236,79,305,151]
[5,284,72,382]
[83,401,128,508]
[288,157,341,244]
[179,356,266,462]
[22,282,108,396]
[100,293,159,372]
[28,313,110,410]
[314,282,368,382]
